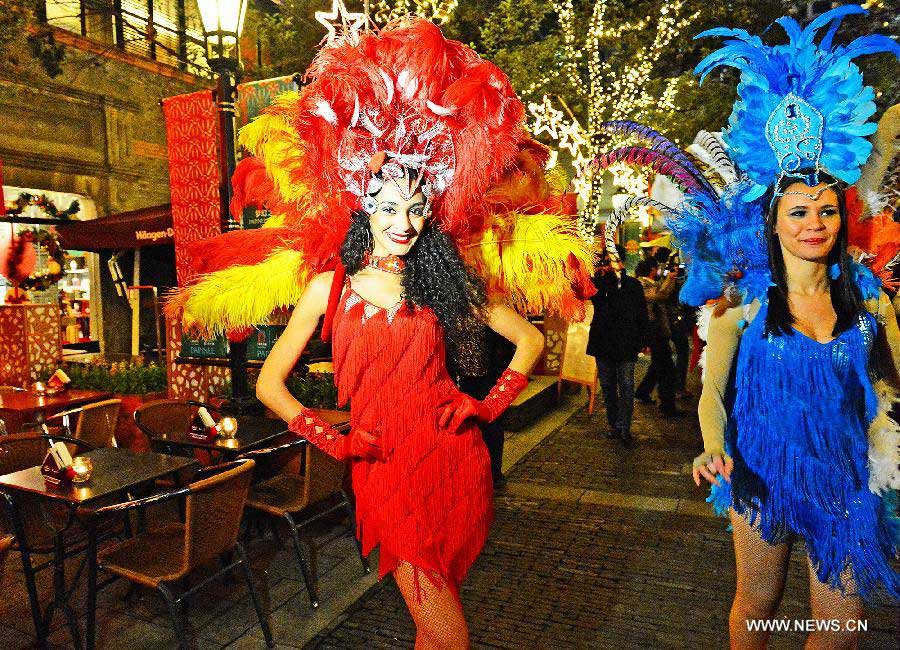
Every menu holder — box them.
[188,407,219,441]
[47,369,71,393]
[41,441,76,486]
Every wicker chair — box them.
[46,399,122,449]
[0,533,12,585]
[0,433,101,647]
[134,399,230,441]
[238,440,369,609]
[93,459,274,649]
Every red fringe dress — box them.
[331,280,494,590]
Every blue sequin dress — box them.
[709,302,900,599]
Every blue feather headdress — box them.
[592,122,770,306]
[591,6,896,307]
[695,4,900,201]
[671,180,770,306]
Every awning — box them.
[56,205,174,251]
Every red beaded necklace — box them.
[364,252,406,274]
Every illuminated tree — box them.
[372,0,458,24]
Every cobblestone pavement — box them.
[308,372,899,649]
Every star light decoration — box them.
[315,0,368,47]
[528,1,698,237]
[528,96,594,236]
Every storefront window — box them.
[1,187,102,353]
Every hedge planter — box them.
[45,360,168,452]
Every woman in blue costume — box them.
[683,6,900,648]
[692,170,900,647]
[591,6,899,647]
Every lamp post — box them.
[197,0,252,412]
[198,0,247,234]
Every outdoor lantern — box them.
[197,0,248,69]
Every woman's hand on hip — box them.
[437,392,484,434]
[339,428,388,462]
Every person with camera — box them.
[634,256,684,418]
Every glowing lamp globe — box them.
[196,0,248,69]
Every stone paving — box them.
[1,366,897,649]
[308,373,899,650]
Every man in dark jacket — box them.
[586,248,648,446]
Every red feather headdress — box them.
[168,19,595,336]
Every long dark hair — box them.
[340,210,487,354]
[762,170,863,337]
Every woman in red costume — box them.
[257,166,543,647]
[168,19,595,648]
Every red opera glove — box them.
[439,368,529,434]
[289,408,386,462]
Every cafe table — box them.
[0,446,198,649]
[146,409,351,461]
[0,388,113,435]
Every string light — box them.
[530,1,698,236]
[372,0,458,24]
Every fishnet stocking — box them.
[393,562,469,649]
[729,510,866,649]
[805,560,863,649]
[729,509,792,649]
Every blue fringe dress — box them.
[709,302,900,599]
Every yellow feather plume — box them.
[261,213,285,228]
[169,250,311,338]
[462,212,598,320]
[238,93,309,205]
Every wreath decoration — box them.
[19,229,67,291]
[4,193,80,220]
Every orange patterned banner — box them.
[162,90,222,285]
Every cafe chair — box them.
[0,533,11,585]
[0,433,108,647]
[238,440,369,609]
[92,458,274,649]
[134,400,232,439]
[46,399,122,449]
[135,399,231,480]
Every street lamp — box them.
[196,0,252,412]
[197,0,247,233]
[198,0,248,70]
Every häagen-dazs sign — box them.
[135,228,175,243]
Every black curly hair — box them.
[340,209,487,356]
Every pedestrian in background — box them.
[587,247,649,446]
[637,248,693,399]
[634,258,684,417]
